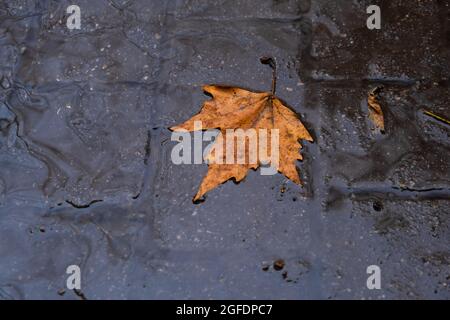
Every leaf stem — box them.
[260,56,277,96]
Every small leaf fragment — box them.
[368,87,385,133]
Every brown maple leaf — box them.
[170,58,313,202]
[368,87,385,133]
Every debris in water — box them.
[423,110,450,126]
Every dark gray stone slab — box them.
[0,0,448,299]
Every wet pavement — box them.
[0,0,449,299]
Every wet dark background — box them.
[0,0,449,299]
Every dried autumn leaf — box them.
[368,87,385,133]
[170,85,313,201]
